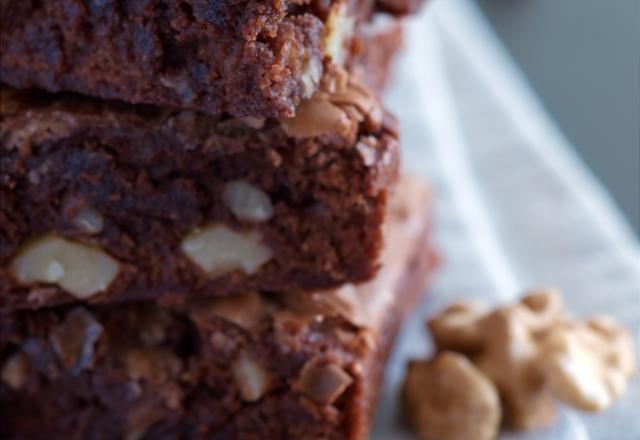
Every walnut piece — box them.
[223,180,273,223]
[402,352,501,440]
[282,66,380,139]
[50,307,104,374]
[323,3,355,65]
[1,353,29,390]
[540,316,636,411]
[232,350,271,402]
[293,358,353,405]
[473,306,556,429]
[200,293,266,330]
[428,300,486,354]
[181,224,272,279]
[10,235,120,299]
[424,289,636,431]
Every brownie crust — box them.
[0,0,396,118]
[0,178,437,439]
[0,68,399,312]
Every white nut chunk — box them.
[402,352,501,440]
[181,224,272,279]
[323,3,355,65]
[540,316,636,412]
[222,180,273,223]
[293,358,353,405]
[232,350,271,402]
[10,235,120,299]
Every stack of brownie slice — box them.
[0,1,436,438]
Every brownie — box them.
[0,67,399,312]
[0,0,416,118]
[348,17,404,92]
[375,0,425,16]
[0,176,437,440]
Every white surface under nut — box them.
[181,224,272,278]
[10,235,120,299]
[222,180,273,223]
[402,352,501,440]
[232,350,271,402]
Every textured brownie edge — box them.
[0,67,399,312]
[0,175,437,439]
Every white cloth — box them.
[372,1,640,438]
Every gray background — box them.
[476,0,640,235]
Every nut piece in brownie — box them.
[0,0,413,118]
[0,176,437,440]
[0,67,399,312]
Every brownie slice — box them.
[0,0,416,118]
[0,67,399,312]
[348,17,404,92]
[0,176,437,440]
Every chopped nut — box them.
[181,224,272,279]
[282,66,380,139]
[1,352,29,390]
[50,307,103,374]
[71,206,104,234]
[294,358,353,405]
[232,350,271,402]
[402,352,501,440]
[11,235,120,299]
[323,3,355,65]
[125,348,182,384]
[223,180,274,223]
[300,56,323,98]
[200,293,266,330]
[540,316,636,412]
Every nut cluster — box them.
[402,289,636,440]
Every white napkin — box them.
[373,0,640,438]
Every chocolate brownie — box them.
[0,0,413,118]
[0,67,399,312]
[0,177,437,439]
[348,17,404,92]
[376,0,426,16]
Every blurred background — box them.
[476,0,640,235]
